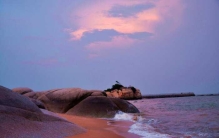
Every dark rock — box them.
[66,96,140,118]
[0,86,41,113]
[66,96,119,118]
[110,98,139,113]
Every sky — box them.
[0,0,219,94]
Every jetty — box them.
[197,93,219,96]
[142,92,195,99]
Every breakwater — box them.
[197,93,219,96]
[142,92,195,99]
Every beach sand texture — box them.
[59,114,139,138]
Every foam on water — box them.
[113,111,136,121]
[128,123,171,138]
[113,111,171,138]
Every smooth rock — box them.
[38,88,92,113]
[0,86,41,113]
[66,96,119,118]
[66,96,140,118]
[0,85,86,138]
[110,98,139,113]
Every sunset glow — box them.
[68,0,184,50]
[1,0,219,94]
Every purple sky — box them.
[0,0,219,94]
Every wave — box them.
[128,123,171,138]
[113,111,141,121]
[113,111,171,138]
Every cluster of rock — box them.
[0,86,85,138]
[11,87,140,118]
[1,85,142,137]
[105,87,142,100]
[0,83,143,138]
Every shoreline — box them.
[106,120,139,138]
[58,114,140,138]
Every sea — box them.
[110,96,219,138]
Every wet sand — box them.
[58,114,139,138]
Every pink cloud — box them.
[67,0,184,40]
[69,28,89,40]
[64,0,185,57]
[86,35,141,51]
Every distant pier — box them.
[142,92,195,99]
[197,93,219,96]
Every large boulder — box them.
[66,96,139,118]
[12,87,45,109]
[0,86,85,138]
[110,98,140,113]
[38,88,93,113]
[0,86,41,113]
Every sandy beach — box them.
[59,114,139,138]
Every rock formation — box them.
[12,87,45,109]
[105,87,142,100]
[104,82,142,100]
[0,85,85,138]
[37,88,92,113]
[12,86,140,118]
[2,86,41,113]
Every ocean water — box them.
[113,96,219,138]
